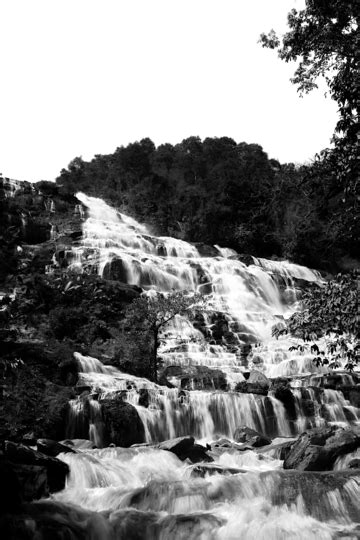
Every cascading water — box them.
[39,193,360,539]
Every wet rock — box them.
[3,441,69,492]
[257,439,296,460]
[0,461,24,511]
[21,432,37,446]
[190,463,243,477]
[158,512,225,537]
[284,425,360,471]
[138,388,150,408]
[348,458,360,469]
[248,370,269,389]
[161,365,228,391]
[185,444,214,464]
[235,381,267,396]
[3,462,48,502]
[100,393,145,447]
[235,370,269,396]
[262,469,360,523]
[60,439,97,450]
[158,436,195,458]
[192,243,220,257]
[271,378,296,420]
[233,426,271,448]
[36,439,77,457]
[102,257,128,282]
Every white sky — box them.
[0,0,338,182]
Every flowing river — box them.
[33,193,360,539]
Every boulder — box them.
[248,370,269,388]
[257,439,296,460]
[271,378,296,419]
[158,436,195,458]
[3,441,69,492]
[161,365,228,391]
[100,393,145,447]
[4,462,48,502]
[36,439,77,457]
[284,425,360,471]
[235,370,269,395]
[233,426,271,448]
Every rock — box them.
[190,463,243,477]
[185,444,214,464]
[158,436,195,458]
[60,439,96,450]
[257,439,296,460]
[161,365,228,391]
[21,432,37,446]
[138,388,150,408]
[36,439,77,457]
[102,257,128,282]
[235,380,268,396]
[284,425,360,471]
[192,243,220,257]
[248,370,269,388]
[100,393,145,447]
[233,426,271,448]
[235,370,269,395]
[3,441,69,492]
[348,458,360,469]
[5,462,48,501]
[0,460,24,511]
[271,378,297,420]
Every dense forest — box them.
[56,136,358,272]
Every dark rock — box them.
[193,243,220,257]
[0,460,24,510]
[3,441,69,492]
[190,463,243,477]
[233,426,271,448]
[235,380,268,396]
[284,425,360,471]
[301,399,315,417]
[257,439,296,460]
[348,458,360,469]
[161,365,228,391]
[185,444,214,464]
[248,370,269,389]
[60,439,96,450]
[36,439,77,457]
[158,436,213,463]
[100,393,145,447]
[158,436,195,458]
[6,462,48,501]
[102,257,128,282]
[271,378,297,420]
[21,432,37,446]
[138,388,150,408]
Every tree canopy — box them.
[260,0,359,242]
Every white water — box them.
[39,193,360,539]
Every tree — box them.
[260,0,359,225]
[124,291,202,382]
[274,271,359,370]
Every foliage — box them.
[124,291,202,382]
[56,137,358,271]
[260,0,359,242]
[274,272,359,370]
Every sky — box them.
[0,0,338,182]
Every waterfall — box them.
[32,193,359,540]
